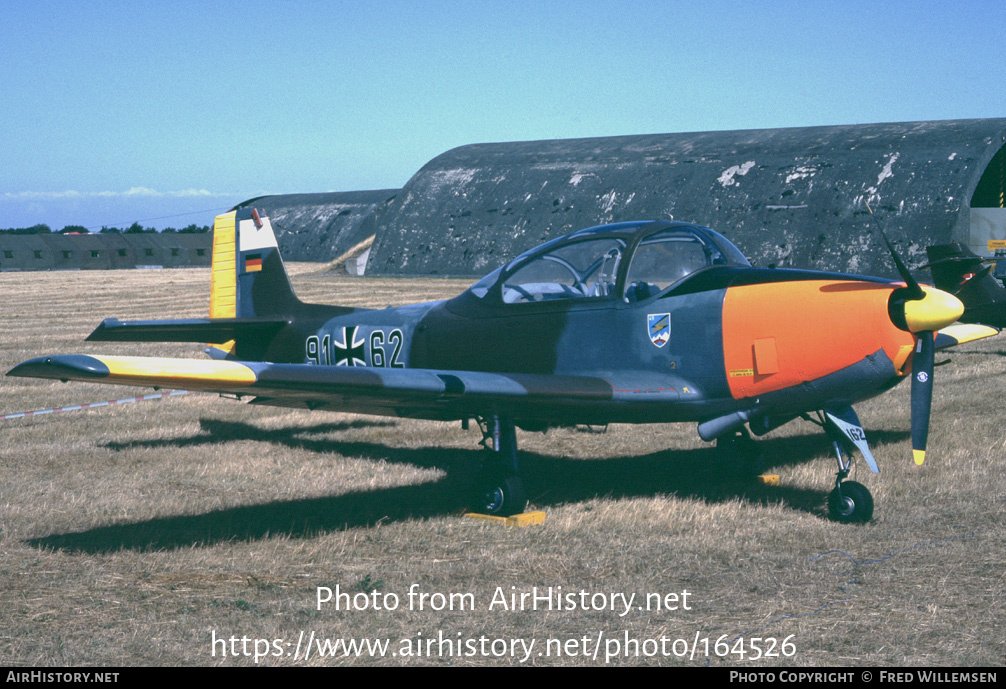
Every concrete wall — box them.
[364,119,1006,279]
[234,190,397,262]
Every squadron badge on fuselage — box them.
[647,313,671,348]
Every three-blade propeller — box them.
[879,227,964,465]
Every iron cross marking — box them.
[333,326,366,366]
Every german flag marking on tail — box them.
[245,253,263,272]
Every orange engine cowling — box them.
[721,280,914,400]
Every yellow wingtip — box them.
[94,355,256,388]
[913,449,926,465]
[937,323,1000,346]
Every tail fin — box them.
[210,208,300,319]
[924,242,1006,328]
[88,208,298,361]
[923,242,987,294]
[88,207,354,361]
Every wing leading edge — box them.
[7,354,698,421]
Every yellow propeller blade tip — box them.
[913,450,926,465]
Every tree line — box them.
[0,222,210,235]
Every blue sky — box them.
[2,0,1004,230]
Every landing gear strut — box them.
[826,436,874,523]
[802,409,876,523]
[471,415,528,517]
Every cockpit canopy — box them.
[468,220,750,304]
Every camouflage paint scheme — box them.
[10,209,992,520]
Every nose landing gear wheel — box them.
[828,480,873,523]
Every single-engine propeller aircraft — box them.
[8,209,997,522]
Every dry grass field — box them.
[1,265,1003,667]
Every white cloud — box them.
[3,188,236,200]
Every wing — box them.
[933,323,999,349]
[7,354,701,423]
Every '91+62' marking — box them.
[306,327,405,368]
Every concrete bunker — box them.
[360,119,1006,279]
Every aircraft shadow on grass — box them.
[27,419,909,554]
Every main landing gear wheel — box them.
[473,472,528,517]
[828,481,874,523]
[470,415,529,517]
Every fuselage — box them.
[271,221,917,425]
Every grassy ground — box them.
[0,265,1003,667]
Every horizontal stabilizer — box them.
[87,317,289,344]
